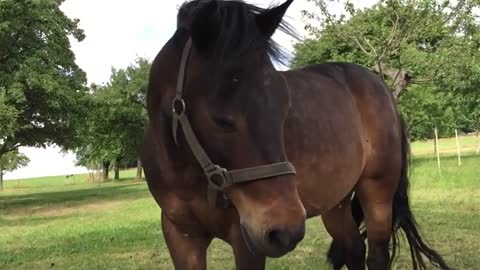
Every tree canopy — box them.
[294,0,480,140]
[74,59,150,180]
[0,0,88,158]
[297,0,480,96]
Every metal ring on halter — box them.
[172,97,186,116]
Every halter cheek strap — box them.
[172,38,296,208]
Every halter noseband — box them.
[171,38,296,208]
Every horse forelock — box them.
[176,0,297,65]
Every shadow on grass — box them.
[0,183,151,213]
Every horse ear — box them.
[255,0,293,38]
[190,0,219,53]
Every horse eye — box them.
[213,117,236,131]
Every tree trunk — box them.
[372,63,412,102]
[136,159,143,180]
[392,74,411,101]
[476,130,480,154]
[114,159,120,181]
[102,161,110,181]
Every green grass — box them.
[411,133,479,156]
[1,154,479,270]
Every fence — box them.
[412,129,480,176]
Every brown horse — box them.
[141,0,451,269]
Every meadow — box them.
[413,133,479,155]
[1,138,479,270]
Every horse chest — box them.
[160,190,233,236]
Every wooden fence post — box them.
[476,129,480,154]
[435,128,441,176]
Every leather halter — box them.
[171,38,296,208]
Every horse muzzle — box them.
[240,221,305,258]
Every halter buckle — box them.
[205,165,231,190]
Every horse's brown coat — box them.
[141,1,451,270]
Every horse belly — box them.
[283,82,367,216]
[289,131,365,216]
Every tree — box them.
[294,0,480,140]
[74,59,150,181]
[0,150,29,191]
[0,0,88,159]
[295,0,480,100]
[108,58,149,180]
[73,91,112,181]
[398,85,458,140]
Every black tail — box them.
[327,119,451,270]
[390,119,452,270]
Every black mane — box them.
[177,0,298,65]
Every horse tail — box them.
[390,118,452,270]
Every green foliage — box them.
[0,0,87,156]
[0,149,29,190]
[453,93,480,132]
[0,149,29,172]
[75,59,150,170]
[296,0,480,84]
[398,84,480,140]
[293,0,480,139]
[399,86,457,140]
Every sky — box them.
[62,0,314,85]
[5,0,379,180]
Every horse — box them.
[141,0,451,269]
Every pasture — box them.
[1,140,479,270]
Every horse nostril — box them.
[267,227,291,249]
[266,223,305,252]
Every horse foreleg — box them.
[322,194,366,270]
[161,212,213,270]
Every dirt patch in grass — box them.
[4,200,124,219]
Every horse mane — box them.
[176,0,298,65]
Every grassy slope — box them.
[1,144,479,269]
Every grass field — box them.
[412,133,479,156]
[1,140,479,270]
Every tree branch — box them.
[363,37,378,57]
[390,58,404,90]
[352,36,374,57]
[371,63,412,101]
[381,11,400,60]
